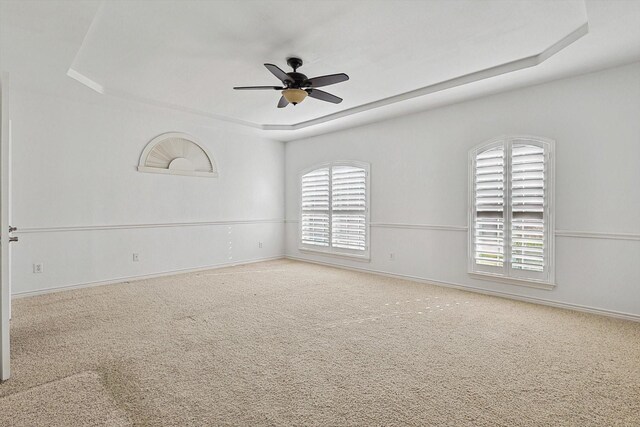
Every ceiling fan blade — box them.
[264,64,293,83]
[306,88,342,104]
[277,96,289,108]
[305,73,349,88]
[233,86,283,90]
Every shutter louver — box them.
[331,166,366,251]
[301,168,330,247]
[511,144,545,272]
[474,146,504,267]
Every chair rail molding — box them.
[15,219,285,234]
[286,220,640,241]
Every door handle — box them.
[9,226,17,233]
[9,237,18,243]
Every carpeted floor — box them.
[0,259,638,426]
[0,371,130,426]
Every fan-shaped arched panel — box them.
[138,132,218,177]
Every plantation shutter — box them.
[511,143,545,272]
[301,168,330,247]
[331,165,367,251]
[474,146,505,267]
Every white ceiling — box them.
[1,1,640,141]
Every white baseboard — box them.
[285,255,640,322]
[14,253,638,323]
[12,256,285,299]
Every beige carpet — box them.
[0,371,131,426]
[0,259,638,426]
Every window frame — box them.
[299,160,371,261]
[468,135,555,289]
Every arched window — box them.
[469,136,554,287]
[300,161,370,259]
[138,132,217,178]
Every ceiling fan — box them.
[233,57,349,108]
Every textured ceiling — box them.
[69,0,587,126]
[1,1,640,141]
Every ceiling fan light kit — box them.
[282,88,308,105]
[234,57,349,108]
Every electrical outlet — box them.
[389,253,395,261]
[132,253,140,262]
[258,242,263,249]
[33,263,44,273]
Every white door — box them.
[0,73,13,381]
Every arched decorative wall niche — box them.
[138,132,218,178]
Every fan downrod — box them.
[286,57,303,72]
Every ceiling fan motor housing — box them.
[286,72,308,88]
[285,57,307,87]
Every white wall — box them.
[9,61,639,318]
[10,87,285,295]
[285,62,640,318]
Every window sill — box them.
[469,272,556,290]
[299,247,371,262]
